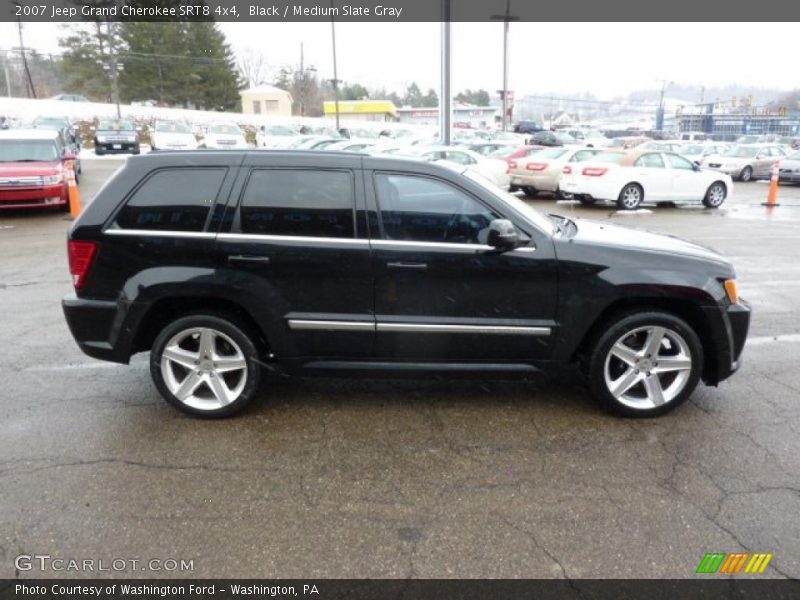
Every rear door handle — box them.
[228,255,271,264]
[386,261,428,271]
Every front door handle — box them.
[386,261,428,271]
[228,255,271,264]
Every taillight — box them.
[563,165,572,174]
[67,240,98,290]
[507,160,517,172]
[582,167,608,177]
[526,162,548,171]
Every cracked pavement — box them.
[1,160,799,579]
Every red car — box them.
[0,129,75,210]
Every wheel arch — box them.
[572,296,719,384]
[131,296,271,360]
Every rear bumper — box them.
[62,293,130,364]
[510,172,558,191]
[702,299,751,385]
[95,142,139,154]
[0,184,68,208]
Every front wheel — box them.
[587,311,703,417]
[703,182,727,208]
[617,183,643,210]
[150,314,262,418]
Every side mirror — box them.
[487,219,519,250]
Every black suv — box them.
[63,151,750,418]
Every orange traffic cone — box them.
[66,161,83,219]
[762,161,780,207]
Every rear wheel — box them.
[739,166,753,182]
[579,196,597,206]
[617,183,643,210]
[557,188,574,200]
[587,311,703,417]
[150,314,262,418]
[522,186,537,197]
[702,182,727,208]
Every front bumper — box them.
[96,141,139,154]
[702,298,751,385]
[778,171,800,183]
[0,184,68,209]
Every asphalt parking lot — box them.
[1,159,799,579]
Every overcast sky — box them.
[1,21,797,99]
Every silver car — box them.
[702,144,787,182]
[778,151,800,184]
[679,142,731,165]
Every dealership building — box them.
[677,105,800,139]
[396,105,498,128]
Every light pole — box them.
[440,0,451,145]
[491,0,518,132]
[657,79,673,132]
[298,42,317,117]
[330,2,341,131]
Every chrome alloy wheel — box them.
[706,183,726,207]
[160,327,248,411]
[620,185,642,209]
[603,326,693,410]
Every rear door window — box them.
[115,168,225,231]
[239,169,355,238]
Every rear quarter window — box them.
[114,168,225,231]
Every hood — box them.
[571,218,730,266]
[779,158,800,170]
[0,161,62,176]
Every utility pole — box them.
[491,0,518,132]
[16,16,36,98]
[106,20,121,118]
[330,2,341,131]
[440,0,451,144]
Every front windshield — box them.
[554,133,576,143]
[33,117,69,129]
[737,136,759,144]
[209,123,242,135]
[156,122,191,133]
[592,151,627,163]
[464,169,554,234]
[0,140,59,162]
[723,146,758,158]
[98,120,134,131]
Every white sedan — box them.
[151,121,198,151]
[560,149,733,210]
[412,145,511,189]
[203,121,248,149]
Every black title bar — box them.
[1,0,799,22]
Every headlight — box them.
[723,279,739,304]
[42,174,64,185]
[97,136,107,143]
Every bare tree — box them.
[237,47,269,88]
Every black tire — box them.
[94,148,104,156]
[557,188,574,200]
[617,183,643,210]
[587,311,703,418]
[702,182,727,208]
[150,314,262,418]
[739,166,752,182]
[522,186,537,197]
[579,197,597,206]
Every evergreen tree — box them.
[403,82,423,107]
[183,21,241,111]
[58,23,114,101]
[421,88,438,108]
